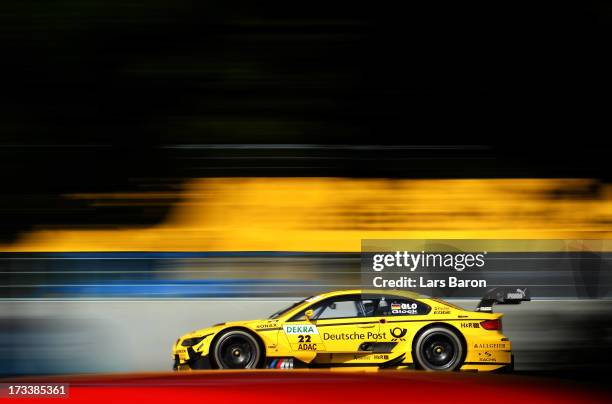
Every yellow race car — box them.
[172,288,529,372]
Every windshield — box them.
[269,297,312,319]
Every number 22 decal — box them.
[297,335,311,342]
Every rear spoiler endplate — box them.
[476,287,530,312]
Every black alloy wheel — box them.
[414,327,463,371]
[212,330,262,369]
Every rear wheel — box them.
[413,326,464,371]
[212,330,262,369]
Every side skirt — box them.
[266,354,411,370]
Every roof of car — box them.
[315,289,424,300]
[277,289,433,320]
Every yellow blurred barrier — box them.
[2,178,612,252]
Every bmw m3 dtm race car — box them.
[172,288,529,372]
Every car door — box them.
[375,294,432,361]
[279,300,328,362]
[313,296,380,355]
[281,294,377,362]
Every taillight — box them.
[480,319,501,330]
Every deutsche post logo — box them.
[390,327,407,339]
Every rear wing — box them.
[476,287,530,312]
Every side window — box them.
[290,304,326,321]
[317,300,361,319]
[361,299,377,317]
[289,295,363,321]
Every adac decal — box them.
[297,343,318,351]
[284,324,319,335]
[390,327,407,339]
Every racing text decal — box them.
[284,324,319,335]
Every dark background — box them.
[0,0,611,242]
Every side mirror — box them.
[304,309,314,320]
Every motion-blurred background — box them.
[0,0,611,379]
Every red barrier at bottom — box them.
[1,370,609,404]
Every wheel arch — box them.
[209,326,267,369]
[411,322,467,369]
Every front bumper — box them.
[173,346,213,370]
[173,331,216,370]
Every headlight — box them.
[181,335,207,347]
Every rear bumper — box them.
[493,354,515,373]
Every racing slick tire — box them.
[211,329,263,369]
[413,326,464,371]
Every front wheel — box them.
[211,330,263,369]
[413,326,464,371]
